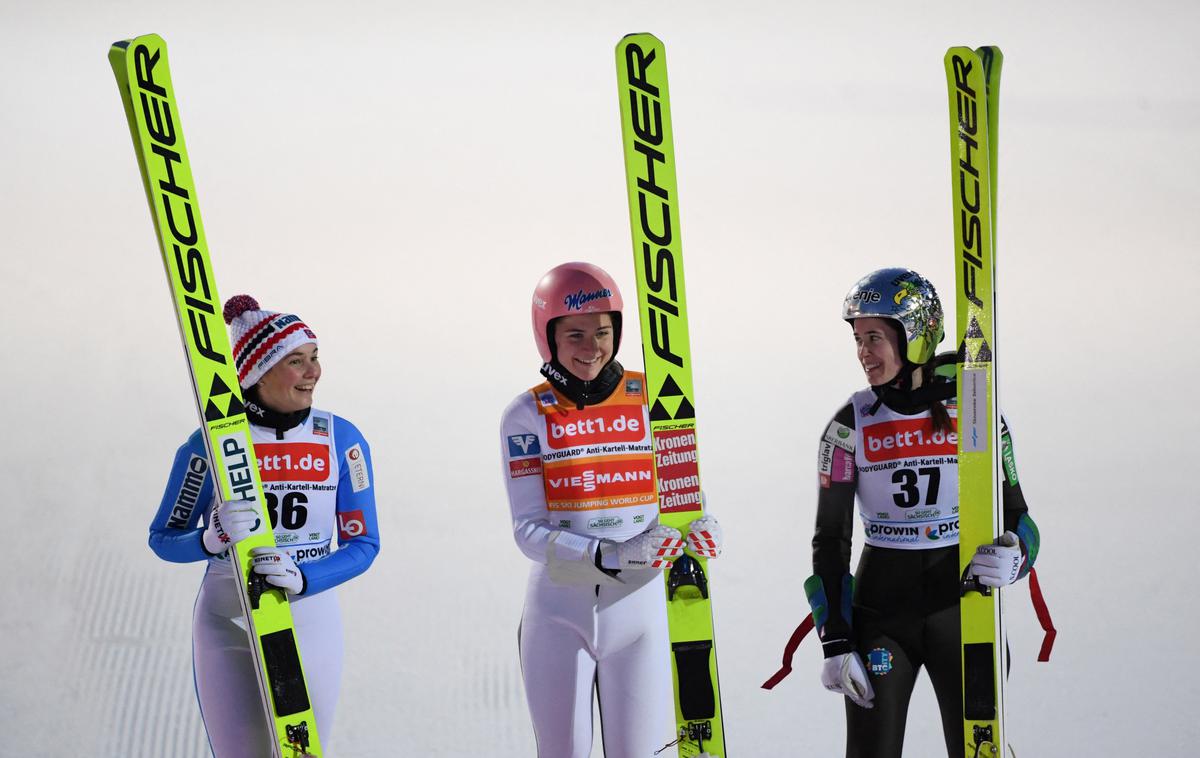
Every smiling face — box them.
[256,343,321,413]
[552,313,615,382]
[852,317,904,387]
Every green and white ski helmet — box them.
[842,268,944,365]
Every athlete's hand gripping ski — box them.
[968,530,1023,588]
[201,499,259,555]
[600,524,684,570]
[250,547,305,595]
[686,515,723,558]
[822,652,875,709]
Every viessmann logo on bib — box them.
[254,442,330,482]
[545,459,654,499]
[862,418,957,463]
[545,407,643,449]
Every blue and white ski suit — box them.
[149,407,380,756]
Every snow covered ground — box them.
[2,1,1197,755]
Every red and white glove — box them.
[686,516,723,558]
[201,499,259,555]
[969,530,1024,588]
[600,525,684,570]
[250,547,305,595]
[821,652,875,709]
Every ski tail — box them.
[946,44,1006,758]
[109,34,322,758]
[616,32,725,757]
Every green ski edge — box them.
[616,33,725,758]
[946,45,1007,758]
[109,34,322,758]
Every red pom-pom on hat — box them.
[223,295,260,325]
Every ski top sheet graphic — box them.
[616,33,725,758]
[109,34,322,758]
[946,45,1007,758]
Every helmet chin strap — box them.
[866,363,917,415]
[867,361,955,416]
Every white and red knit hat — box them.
[223,295,318,389]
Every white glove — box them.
[686,515,723,558]
[250,547,305,595]
[201,499,259,555]
[821,652,875,709]
[969,530,1024,588]
[600,525,684,570]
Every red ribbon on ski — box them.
[760,615,814,690]
[1028,567,1056,661]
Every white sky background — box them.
[2,0,1198,755]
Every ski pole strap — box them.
[1028,567,1057,661]
[760,615,815,690]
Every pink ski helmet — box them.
[531,262,624,362]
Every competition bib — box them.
[852,389,961,549]
[523,372,659,540]
[249,410,340,564]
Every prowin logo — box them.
[622,40,684,369]
[950,53,985,311]
[292,544,331,563]
[924,520,959,540]
[131,42,225,366]
[563,288,613,312]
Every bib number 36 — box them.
[264,491,309,530]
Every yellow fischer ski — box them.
[946,45,1007,758]
[615,33,725,757]
[109,34,322,758]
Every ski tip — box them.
[617,31,663,48]
[944,45,977,60]
[111,33,167,56]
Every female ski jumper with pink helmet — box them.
[500,262,677,758]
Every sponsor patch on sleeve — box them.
[345,444,370,492]
[337,510,367,540]
[1001,431,1019,485]
[312,416,329,437]
[823,420,855,453]
[509,459,543,479]
[832,446,855,484]
[166,454,209,528]
[818,439,835,488]
[507,434,541,458]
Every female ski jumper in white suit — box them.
[500,262,721,758]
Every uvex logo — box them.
[132,43,224,366]
[950,53,985,311]
[622,41,684,369]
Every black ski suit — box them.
[810,361,1038,758]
